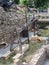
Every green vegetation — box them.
[41,29,49,37]
[0,51,16,65]
[25,41,43,55]
[19,0,33,7]
[13,0,49,8]
[38,22,49,37]
[34,0,48,8]
[22,41,44,62]
[14,0,19,4]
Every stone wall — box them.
[28,44,49,65]
[28,48,46,65]
[42,45,49,58]
[36,49,46,65]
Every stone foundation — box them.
[28,44,49,65]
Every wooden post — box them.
[25,11,30,44]
[23,6,29,44]
[10,31,15,51]
[34,20,38,36]
[37,24,39,35]
[18,32,22,53]
[33,21,36,36]
[10,35,14,51]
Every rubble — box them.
[0,5,33,43]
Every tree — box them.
[13,0,19,4]
[19,0,33,7]
[19,0,24,5]
[34,0,49,8]
[19,0,49,8]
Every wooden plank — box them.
[38,19,49,22]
